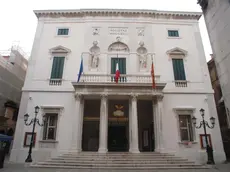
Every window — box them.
[172,59,186,81]
[168,30,179,37]
[50,56,65,79]
[179,115,193,141]
[57,28,69,35]
[43,113,58,140]
[111,58,126,82]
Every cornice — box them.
[34,9,202,20]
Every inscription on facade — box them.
[109,27,128,35]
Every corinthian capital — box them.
[130,93,138,101]
[100,93,108,101]
[75,93,82,100]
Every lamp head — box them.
[35,106,40,114]
[200,108,205,117]
[210,117,216,125]
[192,116,197,125]
[24,113,29,122]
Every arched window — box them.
[49,46,71,85]
[167,47,187,81]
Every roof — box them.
[34,9,202,20]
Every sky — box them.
[0,0,212,61]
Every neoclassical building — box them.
[10,9,225,164]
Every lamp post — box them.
[192,108,216,164]
[24,106,45,162]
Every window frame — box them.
[178,114,193,142]
[57,28,69,36]
[173,108,196,143]
[43,113,58,140]
[167,29,180,39]
[172,58,186,81]
[40,107,63,142]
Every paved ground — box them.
[1,162,230,172]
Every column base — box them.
[129,148,140,153]
[98,148,108,153]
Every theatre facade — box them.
[10,9,226,164]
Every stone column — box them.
[129,98,132,152]
[71,93,84,152]
[155,95,164,152]
[152,99,159,151]
[98,94,108,153]
[130,94,140,153]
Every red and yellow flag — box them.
[151,61,156,89]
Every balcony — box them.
[73,74,161,87]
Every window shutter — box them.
[172,59,186,80]
[111,58,116,74]
[51,57,65,79]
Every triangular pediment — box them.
[49,45,71,54]
[166,47,187,56]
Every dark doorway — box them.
[108,125,128,152]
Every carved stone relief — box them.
[137,27,145,36]
[137,41,148,71]
[108,38,129,52]
[92,27,100,35]
[89,41,100,70]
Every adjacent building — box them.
[198,0,230,161]
[10,9,225,164]
[0,45,28,153]
[208,55,230,160]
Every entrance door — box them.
[108,125,128,152]
[111,58,126,82]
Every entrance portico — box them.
[72,82,165,153]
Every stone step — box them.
[59,155,175,158]
[44,159,195,164]
[55,156,186,160]
[61,153,173,156]
[31,164,208,169]
[35,162,202,167]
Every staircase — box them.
[31,152,208,170]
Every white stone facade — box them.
[10,9,225,164]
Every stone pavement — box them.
[1,162,230,172]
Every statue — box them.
[89,41,100,69]
[90,51,100,68]
[137,42,148,70]
[139,54,147,69]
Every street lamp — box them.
[192,108,216,164]
[24,106,45,162]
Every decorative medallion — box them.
[93,27,100,35]
[113,105,124,117]
[137,28,145,36]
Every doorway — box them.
[108,125,128,152]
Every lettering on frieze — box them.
[109,27,128,35]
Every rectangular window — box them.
[168,30,179,37]
[172,59,186,80]
[43,113,58,140]
[111,58,126,82]
[50,57,65,79]
[57,28,69,35]
[179,115,193,142]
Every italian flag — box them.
[115,62,120,83]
